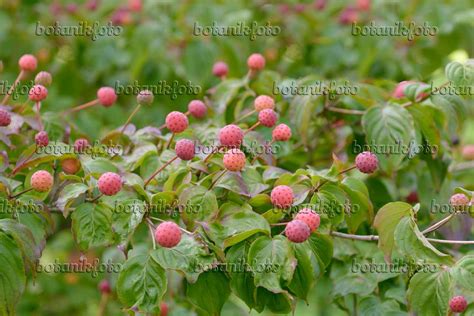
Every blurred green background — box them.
[0,0,473,315]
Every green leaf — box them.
[450,255,474,291]
[179,186,219,222]
[212,79,244,115]
[55,183,89,216]
[71,203,114,250]
[362,104,415,173]
[112,199,145,242]
[247,235,296,293]
[255,287,292,314]
[394,217,452,265]
[221,210,271,248]
[0,232,26,315]
[445,59,474,88]
[226,242,260,311]
[117,253,167,313]
[151,234,216,283]
[359,296,405,316]
[306,233,333,270]
[340,177,373,232]
[0,219,39,276]
[186,271,231,316]
[288,243,314,300]
[407,269,452,316]
[373,202,412,259]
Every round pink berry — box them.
[35,71,53,86]
[31,170,53,192]
[165,111,189,133]
[35,131,49,147]
[98,280,111,294]
[175,139,195,161]
[74,138,90,153]
[18,54,38,72]
[97,87,117,107]
[247,53,266,71]
[285,220,311,243]
[187,100,207,119]
[462,145,474,160]
[271,185,294,209]
[29,85,48,102]
[212,61,229,78]
[295,208,320,232]
[154,221,182,248]
[449,296,467,313]
[98,172,122,196]
[137,90,154,106]
[258,109,277,127]
[223,148,246,172]
[0,109,11,127]
[254,95,275,112]
[272,124,291,141]
[219,124,244,147]
[450,193,470,212]
[355,151,378,174]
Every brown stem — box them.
[88,193,103,203]
[422,213,456,235]
[120,103,141,133]
[331,231,474,245]
[166,133,175,149]
[144,156,178,188]
[203,146,220,163]
[251,139,275,164]
[326,107,365,115]
[244,121,260,135]
[65,99,99,114]
[233,109,256,124]
[97,293,109,316]
[35,102,43,131]
[10,146,37,176]
[209,169,227,190]
[9,187,34,199]
[1,70,24,105]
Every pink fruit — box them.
[165,111,189,133]
[212,61,229,78]
[187,100,207,119]
[338,6,358,25]
[35,71,52,86]
[271,185,294,208]
[31,170,53,192]
[98,280,111,294]
[18,54,38,72]
[128,0,142,12]
[74,138,90,153]
[355,151,378,174]
[29,85,48,102]
[247,53,266,71]
[175,139,195,161]
[295,208,320,232]
[219,124,244,147]
[154,221,181,248]
[285,220,311,243]
[449,296,467,313]
[98,172,122,196]
[160,302,168,316]
[61,158,81,175]
[223,148,246,171]
[272,124,292,141]
[405,191,419,204]
[0,109,11,127]
[450,193,469,211]
[35,131,49,147]
[258,109,277,127]
[137,90,154,105]
[254,95,275,112]
[462,145,474,160]
[97,87,117,107]
[357,0,371,11]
